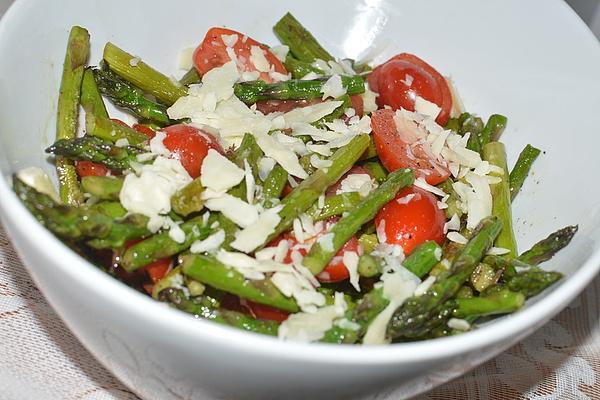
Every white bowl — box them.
[1,0,600,398]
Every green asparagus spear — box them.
[358,233,378,254]
[283,54,324,79]
[234,76,365,104]
[93,67,173,126]
[315,94,352,126]
[159,288,279,335]
[509,144,541,201]
[483,142,517,257]
[87,113,150,144]
[303,168,414,275]
[459,114,484,153]
[357,254,382,278]
[120,215,214,271]
[171,178,205,217]
[56,26,90,205]
[454,288,525,319]
[469,262,499,292]
[261,165,288,208]
[506,268,563,298]
[46,136,145,170]
[14,177,149,247]
[305,192,361,221]
[482,254,527,280]
[517,225,578,265]
[321,286,388,344]
[361,161,388,183]
[103,42,188,105]
[402,241,443,278]
[265,135,370,245]
[478,114,508,147]
[436,178,463,219]
[80,68,109,133]
[273,13,334,62]
[89,201,127,219]
[358,137,379,161]
[81,176,123,200]
[387,216,502,339]
[181,254,300,312]
[179,67,201,86]
[227,133,264,201]
[444,117,460,132]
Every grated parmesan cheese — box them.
[448,318,471,331]
[16,167,60,202]
[343,251,361,292]
[200,149,245,192]
[321,75,346,100]
[337,174,377,197]
[120,156,192,232]
[230,205,282,253]
[249,45,271,72]
[269,45,289,62]
[257,157,276,181]
[278,292,346,342]
[414,96,441,120]
[221,34,239,48]
[190,230,226,254]
[204,193,259,228]
[447,231,468,244]
[414,275,436,297]
[310,154,333,169]
[254,131,308,179]
[363,263,420,344]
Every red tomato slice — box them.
[243,300,290,322]
[75,161,109,177]
[193,27,287,83]
[281,183,294,197]
[375,186,446,254]
[111,118,130,127]
[315,236,360,283]
[132,123,156,138]
[371,109,450,185]
[161,124,223,179]
[349,94,364,117]
[368,53,452,126]
[268,218,360,284]
[145,258,173,284]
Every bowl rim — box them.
[1,0,600,367]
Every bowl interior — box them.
[0,0,599,363]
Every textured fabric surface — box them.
[1,224,599,400]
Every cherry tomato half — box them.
[75,161,109,177]
[368,53,452,126]
[132,123,156,138]
[268,219,360,283]
[371,109,450,185]
[161,124,223,179]
[243,300,290,323]
[193,27,287,83]
[375,186,446,254]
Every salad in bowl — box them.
[14,12,576,345]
